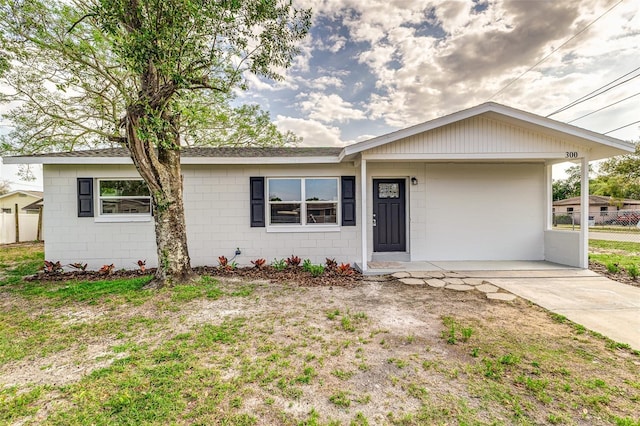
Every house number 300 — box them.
[565,152,578,158]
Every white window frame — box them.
[267,177,340,233]
[95,178,152,223]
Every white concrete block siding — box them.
[43,163,361,270]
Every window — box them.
[1,208,11,214]
[566,207,574,213]
[98,180,151,216]
[268,178,338,226]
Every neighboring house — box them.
[0,191,43,214]
[0,191,43,243]
[553,195,640,225]
[4,102,635,270]
[22,198,44,214]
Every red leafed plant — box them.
[44,260,63,274]
[337,263,354,276]
[137,260,146,272]
[218,256,228,268]
[325,258,337,270]
[68,262,87,271]
[251,258,266,269]
[99,264,115,275]
[286,255,301,267]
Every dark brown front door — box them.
[373,179,406,252]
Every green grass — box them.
[589,240,640,271]
[1,243,639,425]
[0,243,44,286]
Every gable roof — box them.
[0,190,43,200]
[342,102,634,161]
[3,102,634,165]
[5,147,344,165]
[22,198,44,211]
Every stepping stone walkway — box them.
[392,271,516,301]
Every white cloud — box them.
[274,115,346,146]
[298,93,367,123]
[308,75,344,90]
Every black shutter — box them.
[250,177,265,227]
[77,178,94,217]
[341,176,356,226]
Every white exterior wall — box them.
[544,230,581,267]
[183,164,360,267]
[421,163,544,260]
[366,162,545,262]
[43,165,157,270]
[43,163,361,270]
[365,116,584,157]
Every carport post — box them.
[360,159,368,272]
[579,156,589,268]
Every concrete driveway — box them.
[472,269,640,350]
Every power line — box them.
[547,66,640,117]
[567,91,640,123]
[487,0,626,101]
[604,120,640,135]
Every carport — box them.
[342,103,635,273]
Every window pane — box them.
[305,179,337,201]
[100,180,150,197]
[269,179,301,202]
[270,203,301,224]
[307,202,337,224]
[101,199,151,214]
[378,183,399,199]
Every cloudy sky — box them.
[2,0,639,189]
[240,0,640,147]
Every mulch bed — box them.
[589,261,639,288]
[24,262,638,289]
[25,265,363,288]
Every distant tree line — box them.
[553,142,640,202]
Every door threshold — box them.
[371,252,410,262]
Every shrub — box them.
[272,259,287,271]
[99,264,115,275]
[68,262,87,271]
[606,262,620,274]
[627,264,639,280]
[44,260,63,274]
[302,259,312,272]
[337,263,354,276]
[251,258,266,269]
[137,260,146,272]
[325,258,337,270]
[307,264,325,277]
[286,255,301,267]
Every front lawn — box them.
[1,243,639,425]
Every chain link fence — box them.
[552,211,640,244]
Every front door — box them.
[373,179,406,252]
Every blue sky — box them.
[2,0,639,190]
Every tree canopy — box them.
[0,0,312,285]
[553,142,640,201]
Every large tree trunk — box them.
[125,106,196,287]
